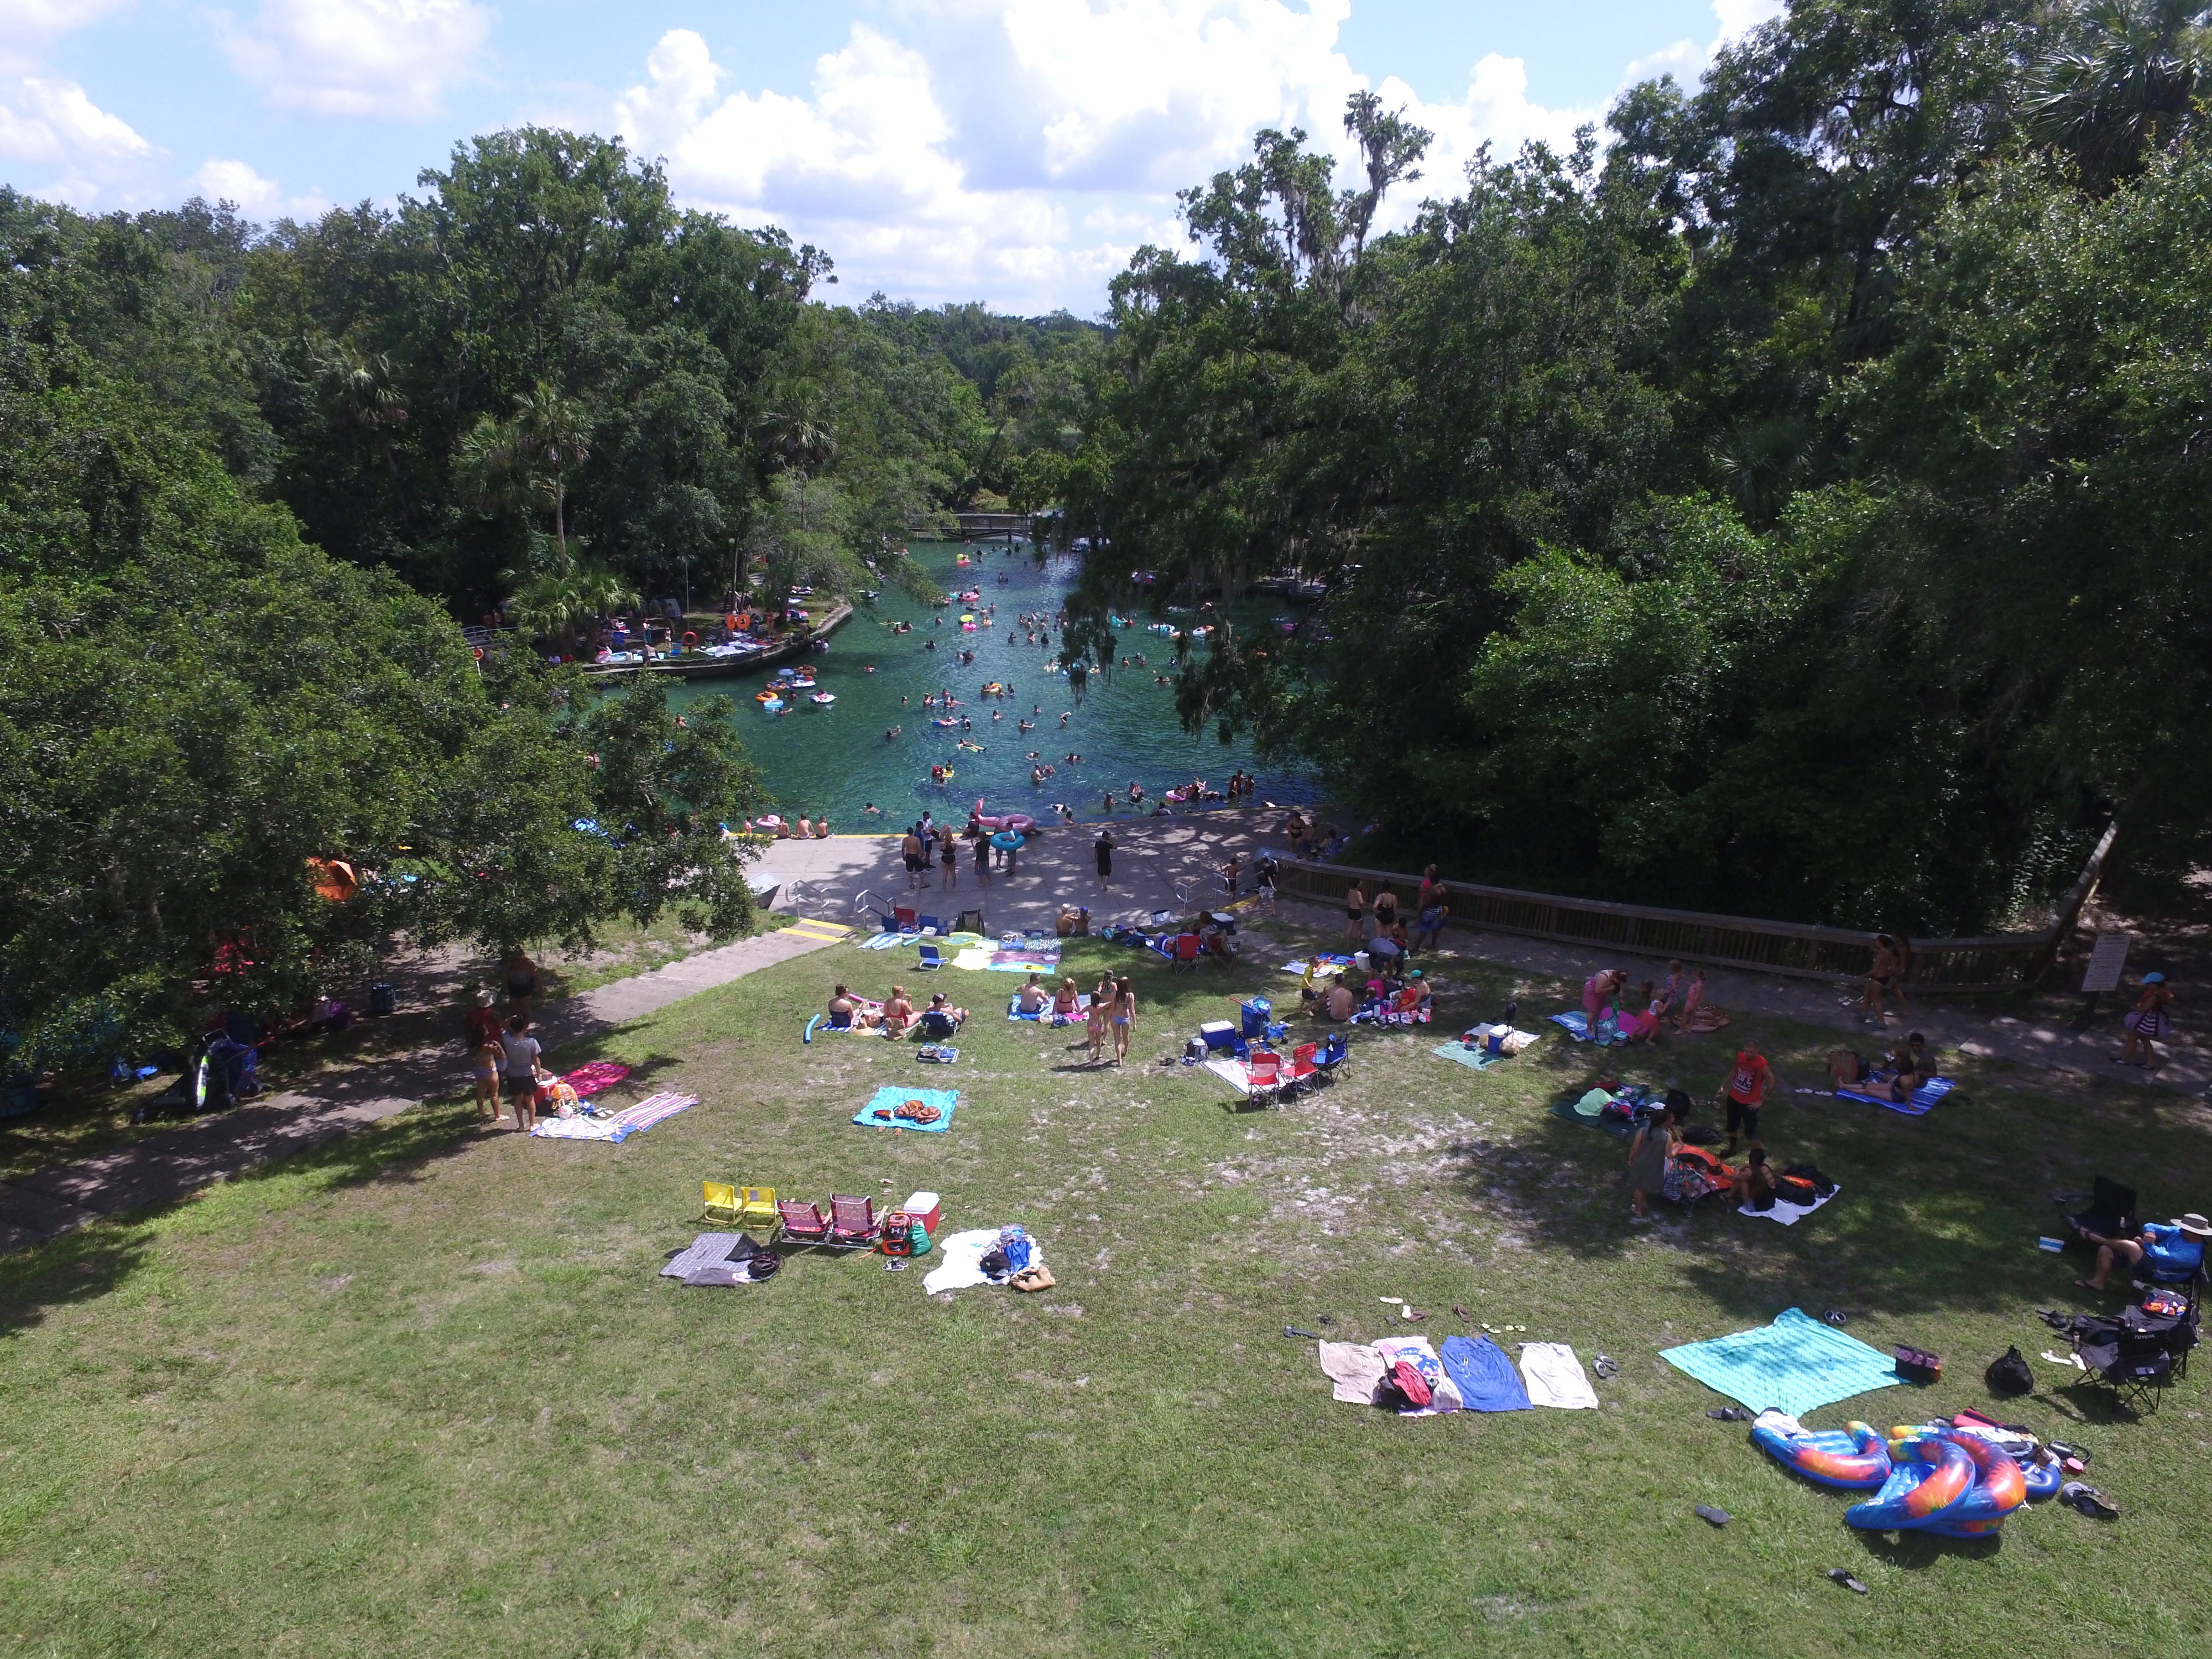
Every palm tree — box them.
[456,382,592,575]
[2025,0,2211,191]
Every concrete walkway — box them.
[0,924,846,1256]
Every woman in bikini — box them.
[1344,881,1367,947]
[502,948,539,1022]
[1086,975,1113,1063]
[1052,976,1083,1020]
[1111,976,1138,1065]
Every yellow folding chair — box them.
[701,1180,740,1224]
[738,1185,777,1229]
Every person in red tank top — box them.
[1723,1049,1775,1154]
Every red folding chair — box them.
[1283,1041,1319,1097]
[828,1194,879,1247]
[776,1198,830,1243]
[1171,932,1202,972]
[1245,1050,1284,1108]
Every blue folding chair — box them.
[917,943,945,970]
[919,915,944,936]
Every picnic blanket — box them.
[1660,1307,1903,1417]
[530,1091,697,1142]
[1441,1335,1533,1411]
[1549,1097,1637,1136]
[560,1061,632,1098]
[1740,1184,1841,1226]
[1432,1040,1502,1072]
[1835,1076,1957,1117]
[988,942,1062,972]
[852,1086,961,1134]
[1547,1010,1625,1045]
[1009,993,1089,1024]
[922,1227,1044,1294]
[659,1232,770,1286]
[951,947,995,971]
[1282,954,1353,978]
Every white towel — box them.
[1739,1185,1840,1226]
[1517,1342,1600,1409]
[921,1228,1045,1295]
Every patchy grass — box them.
[3,932,2210,1657]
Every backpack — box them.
[1985,1346,2034,1397]
[1773,1173,1818,1206]
[1782,1162,1836,1198]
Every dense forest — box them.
[1050,0,2212,934]
[4,0,2210,1070]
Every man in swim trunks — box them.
[1344,881,1366,946]
[1721,1048,1775,1155]
[901,827,925,889]
[1094,827,1115,889]
[1017,973,1051,1014]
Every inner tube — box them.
[682,631,697,648]
[1752,1413,1890,1489]
[755,690,779,702]
[761,697,784,712]
[1845,1435,1975,1531]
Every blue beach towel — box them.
[1441,1335,1533,1411]
[1659,1307,1903,1418]
[1432,1040,1500,1072]
[1835,1076,1957,1118]
[852,1086,961,1134]
[1547,1010,1624,1046]
[1009,993,1090,1024]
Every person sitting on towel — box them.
[2074,1211,2210,1292]
[827,984,858,1029]
[883,986,916,1037]
[1016,973,1051,1014]
[1324,980,1359,1021]
[1052,977,1083,1019]
[1728,1147,1778,1209]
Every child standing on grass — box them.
[1087,975,1113,1063]
[1112,977,1138,1066]
[472,1034,503,1124]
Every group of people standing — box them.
[1340,868,1453,969]
[1011,971,1140,1064]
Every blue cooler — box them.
[1240,998,1272,1037]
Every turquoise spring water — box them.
[665,540,1319,830]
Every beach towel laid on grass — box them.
[858,932,907,950]
[1009,993,1090,1024]
[531,1091,697,1142]
[1441,1335,1533,1411]
[853,1086,961,1134]
[951,947,995,971]
[1282,954,1353,978]
[1319,1341,1389,1403]
[1834,1076,1957,1117]
[1547,1010,1625,1045]
[660,1232,771,1286]
[1517,1343,1600,1409]
[561,1061,632,1097]
[1548,1096,1639,1137]
[1431,1030,1541,1073]
[922,1227,1044,1294]
[989,943,1062,972]
[805,999,884,1041]
[1740,1185,1840,1226]
[1317,1338,1464,1414]
[1374,1336,1464,1415]
[1660,1307,1902,1417]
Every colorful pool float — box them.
[1751,1412,1890,1489]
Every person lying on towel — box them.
[1828,1032,1934,1100]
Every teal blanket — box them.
[1659,1307,1902,1418]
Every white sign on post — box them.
[2080,932,2132,995]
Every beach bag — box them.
[979,1247,1011,1281]
[1773,1173,1818,1206]
[1985,1346,2034,1397]
[1782,1162,1835,1198]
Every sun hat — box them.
[2172,1213,2211,1241]
[2142,972,2166,983]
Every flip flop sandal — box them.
[2061,1482,2119,1519]
[1707,1407,1755,1422]
[1822,1308,1849,1326]
[1592,1354,1619,1379]
[1452,1305,1473,1322]
[1694,1505,1731,1527]
[1828,1570,1869,1595]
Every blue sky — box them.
[2,1,1780,312]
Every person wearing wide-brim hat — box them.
[2075,1209,2211,1293]
[2116,971,2175,1068]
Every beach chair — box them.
[701,1180,740,1224]
[738,1186,776,1230]
[1170,932,1202,973]
[919,915,944,936]
[828,1194,879,1248]
[1245,1050,1285,1109]
[1284,1041,1319,1098]
[917,943,945,971]
[1313,1032,1348,1086]
[894,906,919,932]
[776,1198,831,1244]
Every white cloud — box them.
[616,4,1616,310]
[220,0,494,120]
[1713,0,1788,44]
[191,157,331,218]
[0,74,159,205]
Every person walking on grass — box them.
[2116,973,2173,1069]
[1721,1047,1775,1156]
[499,1015,544,1134]
[1344,880,1367,947]
[1087,974,1114,1063]
[1628,1094,1684,1222]
[1110,976,1138,1065]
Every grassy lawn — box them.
[3,930,2209,1657]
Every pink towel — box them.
[561,1061,632,1098]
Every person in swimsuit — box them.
[1344,881,1367,946]
[472,1034,503,1123]
[1862,933,1911,1022]
[1674,966,1707,1034]
[1371,884,1399,935]
[1087,974,1114,1063]
[940,833,959,888]
[1110,976,1137,1065]
[1094,827,1115,889]
[883,986,916,1037]
[2117,972,2174,1068]
[1052,977,1083,1020]
[502,950,539,1021]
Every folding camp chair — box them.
[2065,1176,2137,1242]
[894,906,919,932]
[1245,1050,1285,1109]
[701,1180,740,1224]
[1282,1041,1319,1098]
[738,1185,777,1230]
[1313,1032,1348,1086]
[919,915,944,936]
[828,1194,879,1247]
[917,943,945,970]
[2073,1302,2198,1413]
[1170,933,1202,973]
[776,1198,831,1244]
